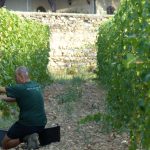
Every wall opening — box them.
[36,6,46,12]
[106,6,115,14]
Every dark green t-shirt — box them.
[6,81,47,126]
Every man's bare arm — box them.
[0,86,6,93]
[0,95,16,102]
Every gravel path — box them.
[39,81,129,150]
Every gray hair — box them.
[16,66,29,76]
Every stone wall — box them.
[15,12,112,75]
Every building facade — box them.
[3,0,120,14]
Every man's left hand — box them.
[0,86,6,93]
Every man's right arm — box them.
[0,86,6,93]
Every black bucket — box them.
[39,126,60,146]
[0,129,7,147]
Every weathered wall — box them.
[5,0,120,14]
[15,12,112,75]
[96,0,120,14]
[5,0,94,13]
[55,0,95,14]
[5,0,29,12]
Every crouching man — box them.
[0,66,47,149]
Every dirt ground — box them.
[2,80,129,150]
[39,81,129,150]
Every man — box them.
[0,66,47,149]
